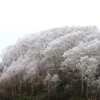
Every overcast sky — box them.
[0,0,100,54]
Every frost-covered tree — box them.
[76,56,98,97]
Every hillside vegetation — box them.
[0,26,100,100]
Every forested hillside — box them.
[0,26,100,100]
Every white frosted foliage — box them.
[0,26,99,86]
[50,74,59,83]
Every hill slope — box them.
[0,26,100,100]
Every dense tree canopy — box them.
[0,26,100,100]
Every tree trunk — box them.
[81,73,83,97]
[86,79,88,99]
[48,81,50,100]
[31,81,34,95]
[55,87,57,100]
[19,80,22,93]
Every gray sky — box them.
[0,0,100,54]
